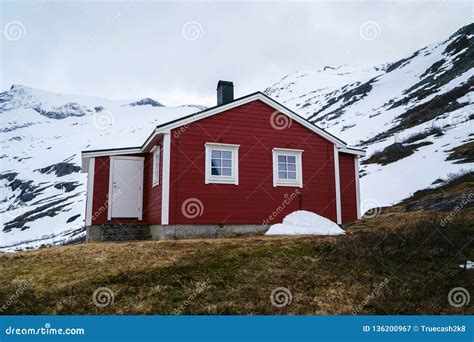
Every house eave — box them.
[337,147,366,157]
[80,147,142,172]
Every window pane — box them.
[277,155,286,163]
[211,150,221,158]
[287,156,296,164]
[221,167,232,176]
[278,163,287,171]
[211,167,221,175]
[278,171,287,179]
[211,158,221,167]
[287,163,296,171]
[222,151,232,159]
[287,171,296,179]
[222,159,232,167]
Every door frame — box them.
[107,156,145,220]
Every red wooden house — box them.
[81,81,365,241]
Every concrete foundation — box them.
[86,224,269,242]
[86,225,104,242]
[149,224,269,240]
[86,224,151,242]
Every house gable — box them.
[168,99,339,224]
[141,93,365,156]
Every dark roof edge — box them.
[152,91,349,147]
[82,146,141,154]
[82,91,364,156]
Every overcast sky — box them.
[1,1,472,106]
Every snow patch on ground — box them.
[459,261,473,270]
[265,210,345,236]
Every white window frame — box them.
[272,148,303,188]
[205,142,239,185]
[151,145,160,187]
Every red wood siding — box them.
[91,154,146,225]
[339,152,357,223]
[168,99,338,225]
[143,143,162,224]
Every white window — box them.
[152,145,160,187]
[272,148,303,187]
[205,143,239,185]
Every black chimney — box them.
[217,80,234,105]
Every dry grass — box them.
[446,140,474,164]
[0,208,472,315]
[1,172,472,315]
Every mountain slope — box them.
[0,85,202,251]
[264,23,473,210]
[1,24,473,252]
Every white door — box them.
[109,157,144,219]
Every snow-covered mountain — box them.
[1,23,472,252]
[0,85,203,251]
[265,23,473,210]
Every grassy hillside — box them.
[0,174,472,315]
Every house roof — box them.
[82,92,365,169]
[153,91,350,145]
